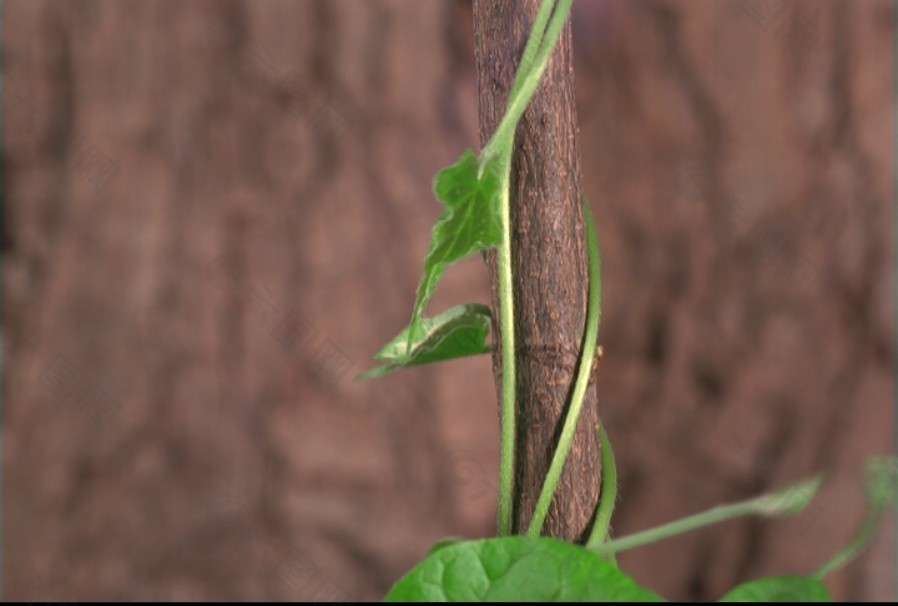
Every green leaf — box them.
[720,577,831,602]
[359,304,492,379]
[384,537,664,602]
[428,537,464,555]
[409,151,502,342]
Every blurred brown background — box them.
[2,0,894,601]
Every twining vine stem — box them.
[484,0,576,537]
[527,200,602,536]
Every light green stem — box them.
[814,458,896,578]
[589,476,823,556]
[813,507,886,579]
[527,200,602,536]
[590,501,764,556]
[496,148,516,537]
[587,423,618,549]
[482,0,574,166]
[491,0,575,537]
[507,0,556,102]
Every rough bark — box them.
[473,0,600,540]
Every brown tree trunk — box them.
[473,0,600,540]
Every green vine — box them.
[587,424,618,554]
[490,0,575,538]
[527,199,602,537]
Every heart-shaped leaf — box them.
[719,577,831,602]
[384,536,664,602]
[360,304,492,379]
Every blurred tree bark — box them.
[473,0,600,540]
[3,0,893,602]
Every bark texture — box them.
[3,0,894,601]
[473,0,600,540]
